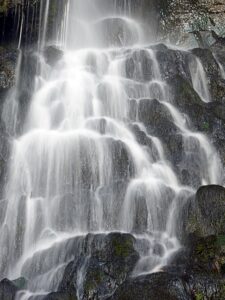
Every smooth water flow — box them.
[0,1,223,299]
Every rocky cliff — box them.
[159,0,225,46]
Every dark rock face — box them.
[155,46,192,82]
[0,46,18,198]
[44,46,63,67]
[59,233,139,300]
[191,48,225,103]
[158,0,225,46]
[0,0,68,48]
[0,278,18,300]
[0,47,18,92]
[138,98,178,136]
[187,273,225,300]
[109,272,192,300]
[185,185,225,237]
[175,185,225,299]
[44,291,78,300]
[137,98,183,166]
[187,235,223,274]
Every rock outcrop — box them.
[159,0,225,46]
[185,185,225,237]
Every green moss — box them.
[12,277,27,290]
[195,292,204,300]
[84,269,105,291]
[220,285,225,298]
[0,0,8,13]
[112,237,133,257]
[217,235,225,247]
[201,121,209,131]
[195,236,219,263]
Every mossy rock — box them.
[185,185,225,237]
[109,272,192,300]
[59,233,139,299]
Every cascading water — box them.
[189,57,211,102]
[0,1,224,299]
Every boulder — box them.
[0,278,18,300]
[59,233,139,300]
[155,47,192,82]
[138,98,178,137]
[44,46,63,67]
[185,185,225,237]
[137,98,184,166]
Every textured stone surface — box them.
[159,0,225,46]
[185,185,225,237]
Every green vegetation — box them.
[113,236,133,257]
[202,121,209,131]
[0,0,9,13]
[195,292,204,300]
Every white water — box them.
[0,1,224,299]
[189,57,211,102]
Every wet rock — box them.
[109,138,134,180]
[166,234,225,299]
[155,47,192,82]
[159,0,225,46]
[12,277,27,290]
[0,278,18,300]
[138,98,178,137]
[0,46,16,197]
[15,50,39,133]
[109,272,192,300]
[187,273,225,300]
[125,49,155,81]
[0,121,10,198]
[59,233,139,300]
[185,185,225,237]
[0,46,18,93]
[95,17,139,47]
[44,291,78,300]
[167,75,209,132]
[168,75,204,112]
[168,75,225,141]
[185,234,225,275]
[212,46,225,73]
[44,46,63,66]
[137,98,184,166]
[191,48,225,103]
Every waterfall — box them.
[189,57,211,102]
[0,1,224,299]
